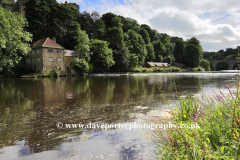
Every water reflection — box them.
[0,73,237,159]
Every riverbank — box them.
[147,81,240,159]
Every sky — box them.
[57,0,240,51]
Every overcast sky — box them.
[57,0,240,51]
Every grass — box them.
[146,77,240,159]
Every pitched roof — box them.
[31,37,64,49]
[64,50,79,57]
[147,62,170,67]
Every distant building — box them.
[145,62,170,68]
[64,50,79,66]
[67,2,80,12]
[26,37,65,75]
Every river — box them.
[0,73,237,160]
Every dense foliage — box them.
[2,0,240,75]
[0,6,32,75]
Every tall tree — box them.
[110,48,130,72]
[101,12,117,29]
[152,40,165,62]
[146,44,155,62]
[80,11,94,38]
[127,30,147,66]
[24,0,58,42]
[184,37,203,67]
[91,11,100,22]
[120,16,140,33]
[140,29,150,44]
[107,27,125,50]
[74,29,92,62]
[173,38,185,63]
[90,39,115,70]
[93,19,106,40]
[25,0,81,49]
[140,24,157,42]
[0,7,32,73]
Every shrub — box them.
[142,68,148,72]
[134,68,142,72]
[148,68,153,72]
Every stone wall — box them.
[26,47,65,74]
[42,48,65,74]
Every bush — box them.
[88,64,94,73]
[142,68,148,72]
[187,66,205,72]
[134,68,142,72]
[170,67,181,72]
[148,68,153,72]
[200,59,211,71]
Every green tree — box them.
[107,27,125,50]
[0,7,32,73]
[74,28,92,62]
[128,54,139,71]
[184,44,202,67]
[140,24,157,42]
[79,11,95,38]
[93,19,106,40]
[25,0,81,49]
[200,59,211,71]
[127,30,147,66]
[140,29,150,44]
[111,16,122,28]
[90,39,115,70]
[173,38,185,63]
[101,12,117,29]
[24,0,58,42]
[184,37,203,67]
[152,40,165,62]
[111,48,129,72]
[146,44,155,62]
[120,16,140,33]
[72,58,89,74]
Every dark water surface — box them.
[0,73,237,160]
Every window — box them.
[32,50,34,54]
[37,58,40,61]
[32,58,35,62]
[57,58,62,61]
[48,49,53,53]
[48,57,54,61]
[37,49,39,53]
[70,58,72,60]
[57,50,61,54]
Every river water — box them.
[0,73,237,160]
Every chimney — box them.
[52,37,56,43]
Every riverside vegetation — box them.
[147,76,240,159]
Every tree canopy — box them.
[0,7,32,73]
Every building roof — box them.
[147,62,170,67]
[64,50,79,57]
[31,37,64,49]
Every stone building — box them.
[64,50,79,66]
[68,2,80,12]
[26,37,65,75]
